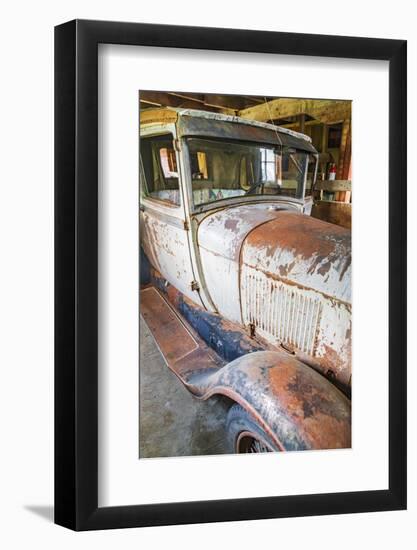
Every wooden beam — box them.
[168,92,205,104]
[139,90,184,108]
[280,119,322,130]
[139,91,232,113]
[168,92,236,115]
[203,94,246,111]
[315,179,351,192]
[321,124,328,155]
[338,119,351,179]
[241,95,269,105]
[238,98,351,125]
[140,98,162,107]
[311,201,351,229]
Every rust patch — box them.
[317,260,332,276]
[316,343,351,388]
[141,287,198,364]
[267,361,351,449]
[339,254,351,281]
[246,212,350,278]
[286,373,345,422]
[224,218,239,232]
[278,260,296,277]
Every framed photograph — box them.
[55,19,407,530]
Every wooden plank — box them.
[141,287,198,365]
[311,201,351,229]
[315,179,351,192]
[281,119,322,130]
[169,92,236,114]
[341,119,352,179]
[204,93,247,111]
[238,98,351,125]
[139,91,229,113]
[140,108,178,125]
[139,90,184,108]
[337,119,351,179]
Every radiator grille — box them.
[242,267,322,355]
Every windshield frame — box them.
[182,136,318,214]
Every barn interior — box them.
[139,91,352,458]
[140,91,352,228]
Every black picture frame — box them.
[55,19,407,531]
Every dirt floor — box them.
[139,316,231,458]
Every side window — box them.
[190,151,209,180]
[140,134,181,206]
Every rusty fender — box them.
[185,351,351,451]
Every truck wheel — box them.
[226,404,280,453]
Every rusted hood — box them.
[197,203,295,261]
[241,212,351,303]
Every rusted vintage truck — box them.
[140,107,351,453]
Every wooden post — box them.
[342,121,352,180]
[321,124,328,155]
[338,119,351,180]
[299,114,306,134]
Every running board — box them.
[140,286,223,385]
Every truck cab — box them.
[140,107,351,453]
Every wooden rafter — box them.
[139,91,269,115]
[238,98,351,125]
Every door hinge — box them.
[190,280,200,291]
[174,138,181,152]
[183,219,190,231]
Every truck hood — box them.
[198,206,351,303]
[197,203,293,261]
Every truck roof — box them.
[140,107,312,143]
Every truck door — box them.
[140,132,204,306]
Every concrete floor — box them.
[139,317,231,458]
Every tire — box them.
[226,403,281,453]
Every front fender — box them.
[186,351,351,451]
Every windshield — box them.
[186,138,317,208]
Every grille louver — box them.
[241,266,322,355]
